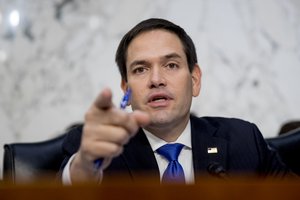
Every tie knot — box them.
[157,143,184,162]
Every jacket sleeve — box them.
[58,125,83,176]
[252,124,297,178]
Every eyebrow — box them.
[129,53,183,69]
[163,53,182,60]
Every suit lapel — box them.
[122,129,160,181]
[190,116,228,178]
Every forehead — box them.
[126,29,186,64]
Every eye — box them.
[166,63,179,70]
[132,66,147,74]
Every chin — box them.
[149,111,174,125]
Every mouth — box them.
[149,96,169,102]
[147,92,173,107]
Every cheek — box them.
[178,76,193,94]
[180,82,194,106]
[130,88,145,109]
[128,79,143,95]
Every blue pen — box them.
[120,88,132,109]
[94,89,132,170]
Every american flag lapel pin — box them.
[207,147,218,154]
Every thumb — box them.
[131,110,151,127]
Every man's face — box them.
[122,29,201,129]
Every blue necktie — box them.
[156,143,185,183]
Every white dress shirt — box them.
[143,120,194,184]
[62,120,194,184]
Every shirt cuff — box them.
[62,153,76,185]
[62,153,104,185]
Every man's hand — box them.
[70,88,150,182]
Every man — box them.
[60,18,292,184]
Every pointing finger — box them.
[94,88,113,110]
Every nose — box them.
[148,67,166,89]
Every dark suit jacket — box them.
[60,115,291,182]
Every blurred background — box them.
[0,0,299,178]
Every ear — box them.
[191,64,202,97]
[121,79,127,92]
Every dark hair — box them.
[115,18,198,82]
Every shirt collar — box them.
[143,120,192,152]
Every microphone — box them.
[207,162,228,180]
